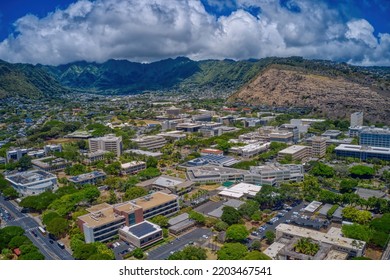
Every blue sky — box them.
[0,0,389,65]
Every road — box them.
[147,228,212,260]
[0,196,74,260]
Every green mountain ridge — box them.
[1,56,389,99]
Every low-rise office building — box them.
[125,149,163,158]
[44,144,62,155]
[119,221,163,248]
[68,171,107,185]
[359,127,390,148]
[175,123,203,133]
[279,124,300,143]
[322,130,342,139]
[168,213,196,235]
[245,163,304,186]
[32,156,71,172]
[218,182,261,199]
[136,176,194,196]
[77,192,178,243]
[6,148,29,163]
[335,144,390,161]
[5,170,58,196]
[157,131,186,141]
[269,131,294,144]
[121,161,146,175]
[132,136,167,151]
[275,224,366,258]
[229,142,270,158]
[277,145,311,161]
[186,165,248,183]
[82,150,108,164]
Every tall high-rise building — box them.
[89,134,123,157]
[350,112,363,127]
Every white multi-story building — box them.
[278,145,311,161]
[121,161,146,175]
[5,170,58,196]
[350,112,363,127]
[89,134,123,157]
[132,136,167,151]
[245,163,304,186]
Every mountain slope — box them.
[228,63,390,123]
[0,60,69,99]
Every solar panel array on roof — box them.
[129,222,157,238]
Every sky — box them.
[0,0,389,66]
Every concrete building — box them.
[218,182,261,199]
[359,127,390,148]
[245,163,304,186]
[132,136,167,151]
[279,124,300,143]
[186,166,248,183]
[322,130,342,139]
[131,192,179,219]
[125,149,162,158]
[157,131,186,141]
[89,134,123,157]
[335,144,390,161]
[32,156,70,172]
[136,175,194,196]
[119,221,163,248]
[44,144,62,155]
[175,123,203,133]
[83,150,108,164]
[277,145,311,161]
[5,170,58,196]
[77,192,178,243]
[186,155,239,167]
[308,136,327,158]
[200,149,224,156]
[121,161,146,175]
[348,126,367,138]
[229,142,270,158]
[275,224,366,258]
[6,148,28,163]
[269,131,294,144]
[351,112,363,127]
[168,213,196,235]
[68,171,106,186]
[166,106,181,116]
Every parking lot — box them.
[111,241,136,260]
[147,228,212,260]
[250,201,306,240]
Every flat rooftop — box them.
[335,144,390,154]
[304,201,322,213]
[361,127,390,135]
[79,204,124,228]
[6,170,56,184]
[131,192,178,211]
[276,224,366,250]
[68,171,106,183]
[219,182,261,198]
[250,163,303,173]
[187,166,249,177]
[125,149,163,157]
[121,161,145,169]
[122,221,161,238]
[279,145,309,154]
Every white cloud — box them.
[0,0,388,65]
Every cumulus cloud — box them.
[0,0,389,65]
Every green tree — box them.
[18,155,32,171]
[46,217,69,238]
[42,211,61,225]
[2,187,19,199]
[310,162,335,178]
[221,206,241,225]
[226,224,249,242]
[168,246,207,260]
[124,186,148,200]
[217,243,248,260]
[243,251,271,260]
[137,167,161,180]
[342,224,373,242]
[133,248,144,259]
[250,240,261,251]
[214,221,229,232]
[146,156,158,168]
[189,211,206,225]
[339,179,358,194]
[265,230,276,244]
[73,243,98,260]
[8,235,31,249]
[150,215,169,227]
[19,251,45,260]
[349,165,375,179]
[238,200,260,220]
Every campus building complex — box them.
[359,127,390,148]
[5,170,58,196]
[335,144,390,161]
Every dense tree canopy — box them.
[217,243,248,260]
[168,246,207,260]
[226,224,249,242]
[221,206,241,225]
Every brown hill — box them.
[228,64,390,124]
